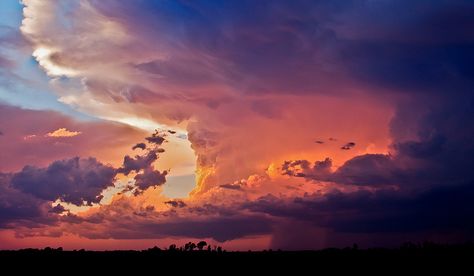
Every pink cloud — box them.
[0,104,147,172]
[3,0,472,250]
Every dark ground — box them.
[1,242,472,272]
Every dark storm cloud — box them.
[164,200,187,208]
[117,133,169,194]
[11,157,116,206]
[5,0,474,245]
[145,130,166,146]
[279,93,474,241]
[152,216,272,242]
[284,93,474,188]
[244,182,474,235]
[282,158,332,178]
[341,142,355,150]
[0,173,54,227]
[117,151,158,175]
[89,0,474,98]
[90,0,351,95]
[86,1,474,246]
[339,1,474,95]
[133,168,167,194]
[331,154,399,186]
[49,204,66,214]
[89,215,272,242]
[395,135,446,159]
[0,130,170,229]
[386,96,474,188]
[132,143,146,150]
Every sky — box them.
[0,0,474,250]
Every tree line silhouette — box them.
[2,241,473,255]
[0,241,473,272]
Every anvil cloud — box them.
[0,0,473,250]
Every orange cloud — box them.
[46,128,81,138]
[8,0,474,251]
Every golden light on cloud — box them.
[7,0,472,253]
[46,128,81,138]
[32,47,78,77]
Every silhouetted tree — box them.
[184,242,197,251]
[168,244,177,251]
[197,241,207,250]
[149,246,161,252]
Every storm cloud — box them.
[0,0,472,249]
[12,157,116,206]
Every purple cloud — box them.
[12,157,116,206]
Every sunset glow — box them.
[1,0,473,251]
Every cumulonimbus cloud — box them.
[2,0,473,248]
